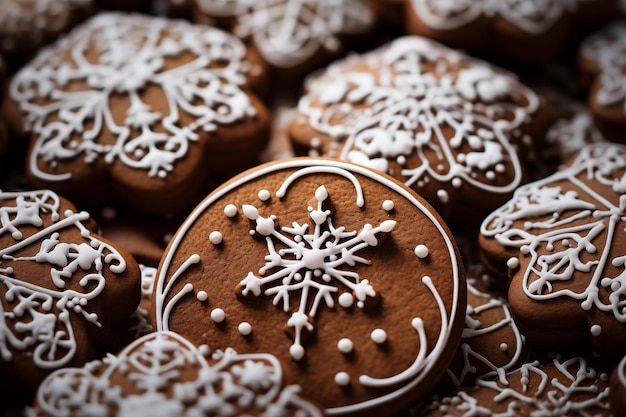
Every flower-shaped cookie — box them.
[289,36,554,224]
[4,12,270,216]
[0,189,140,399]
[480,142,626,356]
[30,331,323,417]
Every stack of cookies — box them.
[0,1,625,416]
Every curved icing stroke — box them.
[0,189,127,370]
[33,331,322,417]
[580,21,626,110]
[481,143,626,322]
[410,0,580,34]
[9,12,257,183]
[197,0,374,67]
[297,36,537,196]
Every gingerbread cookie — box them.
[579,20,626,142]
[31,331,323,417]
[289,36,554,225]
[4,12,270,216]
[0,188,140,401]
[0,0,94,66]
[152,157,466,416]
[418,356,611,417]
[610,353,626,415]
[405,0,617,63]
[479,143,626,356]
[190,0,376,81]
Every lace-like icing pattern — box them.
[9,12,258,183]
[31,331,322,417]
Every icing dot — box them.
[396,155,406,165]
[224,204,238,218]
[521,376,529,386]
[199,344,210,356]
[500,343,508,352]
[507,257,520,269]
[290,344,305,361]
[382,200,394,211]
[196,291,208,302]
[258,189,271,202]
[486,171,495,180]
[335,372,350,386]
[591,325,602,336]
[452,177,462,188]
[209,231,223,245]
[211,308,226,323]
[414,244,429,259]
[437,189,449,203]
[338,292,354,308]
[238,322,252,336]
[337,338,354,353]
[371,329,387,344]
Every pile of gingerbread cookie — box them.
[1,0,626,416]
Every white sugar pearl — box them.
[371,329,387,344]
[211,308,226,323]
[337,338,353,353]
[414,244,429,259]
[224,204,238,217]
[290,344,305,361]
[382,200,394,211]
[507,257,520,269]
[209,231,223,245]
[335,372,350,386]
[238,322,252,335]
[338,292,354,308]
[196,291,208,302]
[258,189,271,201]
[591,325,602,336]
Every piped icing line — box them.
[158,254,201,331]
[618,352,626,388]
[480,143,626,323]
[153,159,462,415]
[276,165,365,207]
[33,331,323,417]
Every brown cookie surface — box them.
[31,331,324,417]
[3,12,270,216]
[0,188,140,400]
[152,158,466,416]
[479,143,626,356]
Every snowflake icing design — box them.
[9,13,257,183]
[238,185,396,360]
[481,143,626,324]
[32,331,322,417]
[0,189,127,369]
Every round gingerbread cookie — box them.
[190,0,376,81]
[152,158,466,416]
[289,36,554,225]
[579,20,626,143]
[0,188,140,402]
[417,356,611,417]
[3,12,270,216]
[31,331,324,417]
[479,142,626,356]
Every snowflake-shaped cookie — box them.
[30,331,322,417]
[480,142,626,355]
[6,12,267,215]
[0,189,140,391]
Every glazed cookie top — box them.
[5,12,268,215]
[152,158,466,416]
[290,36,546,224]
[479,142,626,355]
[194,0,374,68]
[420,356,611,417]
[0,189,140,388]
[31,331,323,417]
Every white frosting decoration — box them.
[0,189,128,369]
[481,143,626,328]
[506,257,520,269]
[337,338,354,353]
[338,292,354,308]
[224,204,238,218]
[335,371,351,386]
[8,13,257,184]
[209,231,223,245]
[414,244,429,259]
[590,324,602,336]
[198,0,374,68]
[545,110,605,162]
[370,329,387,344]
[196,290,208,302]
[382,200,395,211]
[153,159,462,415]
[32,331,323,416]
[258,189,271,202]
[238,321,252,335]
[410,0,576,34]
[210,308,226,323]
[296,36,538,213]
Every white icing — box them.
[370,329,387,344]
[337,338,354,353]
[382,199,394,211]
[414,244,429,259]
[153,159,462,415]
[210,308,226,323]
[9,13,257,183]
[481,143,626,326]
[335,371,351,386]
[33,331,322,416]
[338,292,354,308]
[238,321,252,335]
[196,290,208,302]
[258,189,271,201]
[507,257,520,269]
[590,324,602,336]
[0,189,128,369]
[224,204,238,218]
[209,231,223,245]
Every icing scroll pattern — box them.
[481,143,626,323]
[9,13,257,183]
[0,189,127,369]
[31,331,322,417]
